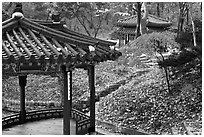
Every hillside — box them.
[2,31,202,135]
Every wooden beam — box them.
[19,75,27,124]
[88,65,95,134]
[62,66,71,135]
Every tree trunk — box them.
[140,2,148,34]
[157,3,160,17]
[160,3,164,18]
[189,3,197,47]
[200,2,202,13]
[164,67,171,95]
[186,7,189,26]
[159,52,171,94]
[177,2,186,36]
[136,2,141,38]
[180,18,184,32]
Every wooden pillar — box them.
[125,34,128,44]
[119,34,121,47]
[19,75,27,124]
[88,65,95,134]
[124,34,127,44]
[62,66,72,135]
[69,71,72,109]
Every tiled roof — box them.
[116,14,172,28]
[115,28,136,35]
[2,16,122,75]
[115,25,170,35]
[30,19,116,47]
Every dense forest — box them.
[2,2,202,135]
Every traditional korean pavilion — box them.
[2,8,121,135]
[115,14,172,45]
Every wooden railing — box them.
[2,108,91,135]
[26,108,63,122]
[71,108,89,121]
[76,118,91,135]
[2,114,20,129]
[72,108,91,134]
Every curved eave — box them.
[62,25,116,46]
[29,19,116,46]
[116,14,172,28]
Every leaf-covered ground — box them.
[96,67,202,134]
[2,31,202,135]
[95,32,202,135]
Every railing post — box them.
[19,75,27,124]
[88,65,95,134]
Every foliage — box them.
[159,18,201,82]
[55,2,114,37]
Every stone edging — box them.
[96,119,149,135]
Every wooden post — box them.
[19,75,27,124]
[119,34,121,47]
[127,34,129,43]
[125,35,127,45]
[88,65,95,134]
[69,71,72,110]
[62,66,71,135]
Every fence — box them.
[2,108,91,135]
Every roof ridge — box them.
[62,25,116,46]
[148,14,171,22]
[20,18,98,45]
[118,15,137,22]
[118,14,171,23]
[29,18,116,46]
[2,17,20,33]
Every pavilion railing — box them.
[26,108,63,122]
[71,108,89,121]
[71,108,91,134]
[2,114,20,129]
[76,118,91,135]
[2,108,91,135]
